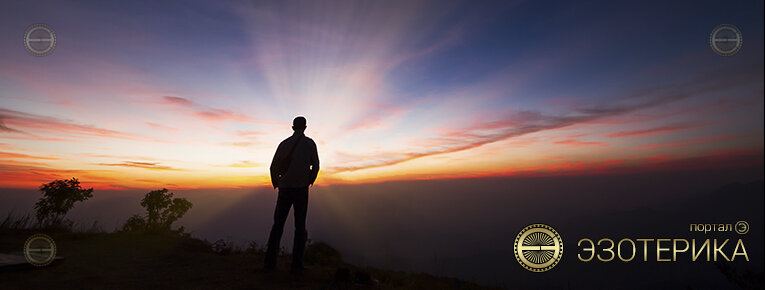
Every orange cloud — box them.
[0,163,125,190]
[0,151,59,160]
[462,150,762,179]
[97,161,184,171]
[221,161,262,168]
[630,134,744,150]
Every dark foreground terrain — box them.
[0,230,494,289]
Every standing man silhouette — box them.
[264,116,320,274]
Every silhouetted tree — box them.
[35,178,93,226]
[122,188,192,233]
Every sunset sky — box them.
[1,0,763,190]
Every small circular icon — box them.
[735,221,749,235]
[514,223,563,272]
[24,233,57,266]
[24,23,57,57]
[710,24,742,56]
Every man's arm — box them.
[269,142,284,189]
[309,140,320,186]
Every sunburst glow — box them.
[1,1,762,190]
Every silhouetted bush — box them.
[245,241,265,255]
[305,241,343,265]
[121,188,192,234]
[35,178,93,227]
[121,214,148,232]
[212,238,235,255]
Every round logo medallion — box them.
[514,223,563,272]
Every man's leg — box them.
[264,189,293,270]
[291,187,309,272]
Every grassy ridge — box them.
[0,217,496,289]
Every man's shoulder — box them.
[303,136,317,145]
[280,134,315,145]
[279,135,315,145]
[277,136,294,148]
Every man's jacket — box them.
[270,132,320,188]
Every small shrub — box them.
[0,212,33,231]
[78,220,105,233]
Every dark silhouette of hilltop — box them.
[1,167,762,289]
[0,178,497,289]
[0,228,495,289]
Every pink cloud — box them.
[146,122,178,132]
[607,123,701,138]
[0,107,149,141]
[553,139,606,146]
[330,66,759,173]
[0,119,23,133]
[161,96,258,123]
[163,96,195,106]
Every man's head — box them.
[292,116,307,132]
